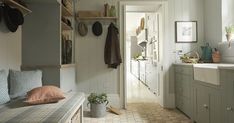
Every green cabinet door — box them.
[209,90,222,123]
[195,83,221,123]
[196,85,209,123]
[224,83,234,123]
[222,71,234,123]
[228,81,234,123]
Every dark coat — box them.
[104,23,122,69]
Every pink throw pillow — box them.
[25,86,65,105]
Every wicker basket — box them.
[181,51,200,63]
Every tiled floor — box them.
[83,73,192,123]
[126,73,158,103]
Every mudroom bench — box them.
[0,92,85,123]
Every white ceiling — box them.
[126,4,162,13]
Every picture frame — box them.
[175,21,198,43]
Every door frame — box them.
[119,1,168,109]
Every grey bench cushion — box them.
[0,92,85,123]
[0,70,10,105]
[9,70,42,99]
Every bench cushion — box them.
[0,92,85,123]
[0,70,10,105]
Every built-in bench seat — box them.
[0,92,85,123]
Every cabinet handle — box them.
[226,107,233,111]
[203,104,209,109]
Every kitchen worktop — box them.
[173,63,194,66]
[174,63,234,70]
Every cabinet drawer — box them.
[175,66,192,75]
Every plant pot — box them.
[90,103,106,118]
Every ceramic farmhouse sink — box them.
[193,64,220,85]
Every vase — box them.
[90,103,106,118]
[226,33,232,42]
[109,5,116,17]
[104,3,109,17]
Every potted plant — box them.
[87,93,109,118]
[225,26,234,42]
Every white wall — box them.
[76,0,204,108]
[160,0,204,108]
[75,23,120,107]
[203,0,222,48]
[173,0,204,62]
[0,21,22,71]
[219,0,234,63]
[203,0,234,63]
[126,12,145,38]
[222,0,234,42]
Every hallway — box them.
[83,73,192,123]
[127,73,158,103]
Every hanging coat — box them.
[104,23,122,69]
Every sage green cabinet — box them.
[220,70,234,123]
[193,82,222,123]
[175,64,234,123]
[174,65,193,118]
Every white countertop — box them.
[173,63,194,66]
[174,63,234,70]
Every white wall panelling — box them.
[0,21,22,71]
[204,0,222,48]
[219,0,234,63]
[75,24,119,94]
[203,0,234,63]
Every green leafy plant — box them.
[87,93,109,104]
[133,54,141,59]
[225,26,234,34]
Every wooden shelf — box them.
[62,5,73,17]
[3,0,32,15]
[62,22,73,30]
[77,17,118,21]
[21,64,76,69]
[60,64,76,68]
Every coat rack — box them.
[0,0,32,16]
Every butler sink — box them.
[193,64,220,85]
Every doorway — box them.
[120,1,165,108]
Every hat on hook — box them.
[92,21,103,36]
[78,22,88,36]
[3,4,24,32]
